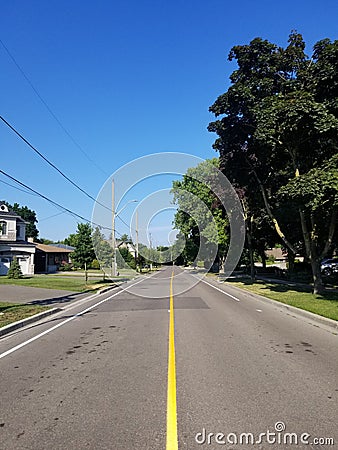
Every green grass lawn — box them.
[0,302,50,328]
[0,275,115,292]
[226,278,338,321]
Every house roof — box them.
[116,240,135,247]
[0,203,28,223]
[48,243,75,251]
[0,241,36,248]
[0,211,27,223]
[36,243,73,253]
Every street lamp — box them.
[111,179,138,277]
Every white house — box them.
[0,203,35,275]
[116,240,136,258]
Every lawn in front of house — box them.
[0,275,114,292]
[0,302,50,328]
[225,278,338,321]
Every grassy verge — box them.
[0,275,115,292]
[225,278,338,321]
[0,302,50,328]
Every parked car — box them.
[321,258,338,276]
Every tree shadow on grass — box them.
[0,303,27,313]
[226,277,338,301]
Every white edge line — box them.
[0,274,154,360]
[192,275,240,302]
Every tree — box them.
[116,246,136,270]
[38,238,55,245]
[171,158,229,270]
[71,223,95,281]
[279,154,338,288]
[64,233,78,248]
[208,32,338,293]
[5,202,39,239]
[92,227,113,275]
[7,257,23,279]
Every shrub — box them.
[58,262,73,272]
[7,257,23,279]
[90,259,101,270]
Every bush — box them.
[128,258,136,270]
[7,257,23,279]
[267,255,275,263]
[90,259,101,270]
[58,262,73,272]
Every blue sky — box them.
[1,0,337,244]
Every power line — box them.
[1,117,135,237]
[0,169,117,233]
[0,38,108,176]
[0,115,112,213]
[39,211,66,222]
[116,214,137,233]
[0,178,39,197]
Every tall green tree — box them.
[92,227,113,273]
[64,233,78,248]
[71,223,95,281]
[171,158,229,269]
[209,32,338,293]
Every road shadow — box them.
[27,292,88,307]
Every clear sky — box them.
[1,0,337,245]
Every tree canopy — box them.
[171,158,228,268]
[71,223,95,269]
[208,32,338,293]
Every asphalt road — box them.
[0,267,337,449]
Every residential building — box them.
[35,243,73,273]
[116,239,136,258]
[0,203,35,275]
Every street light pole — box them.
[112,179,116,277]
[135,210,139,269]
[111,178,138,278]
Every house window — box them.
[0,221,7,235]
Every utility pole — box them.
[112,179,116,277]
[149,232,153,271]
[135,210,139,270]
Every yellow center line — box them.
[166,270,178,450]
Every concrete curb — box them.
[0,307,62,337]
[207,276,338,332]
[97,283,119,294]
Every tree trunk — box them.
[247,229,256,281]
[261,250,267,269]
[287,250,295,279]
[84,262,88,283]
[311,257,324,295]
[248,163,298,255]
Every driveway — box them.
[0,285,87,308]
